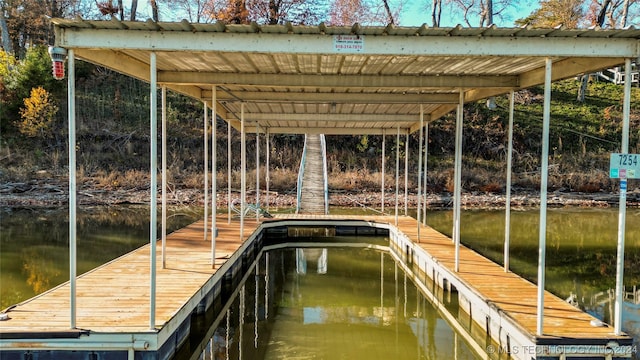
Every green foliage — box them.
[2,46,65,138]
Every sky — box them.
[398,1,540,27]
[137,0,541,28]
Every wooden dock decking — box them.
[0,216,259,334]
[0,213,632,358]
[394,216,627,341]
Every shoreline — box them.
[2,179,639,209]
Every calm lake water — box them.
[182,247,481,360]
[1,205,640,358]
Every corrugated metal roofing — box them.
[51,18,640,134]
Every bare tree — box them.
[246,0,324,25]
[447,0,525,27]
[329,0,399,25]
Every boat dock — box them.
[0,214,633,360]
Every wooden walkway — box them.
[297,133,327,214]
[0,216,259,334]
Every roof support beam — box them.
[519,57,626,88]
[159,72,518,89]
[56,27,640,58]
[206,90,461,104]
[423,56,629,124]
[236,126,408,135]
[239,113,420,122]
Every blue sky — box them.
[138,1,540,27]
[398,1,539,27]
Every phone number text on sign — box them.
[610,153,640,179]
[333,35,364,53]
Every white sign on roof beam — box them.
[56,28,640,58]
[160,72,518,89]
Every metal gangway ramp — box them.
[296,134,329,214]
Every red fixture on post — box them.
[48,46,67,80]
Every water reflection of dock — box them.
[588,287,640,306]
[0,215,635,359]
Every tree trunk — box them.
[130,0,138,21]
[268,0,278,25]
[432,0,441,27]
[118,0,124,20]
[596,0,611,27]
[577,74,588,102]
[150,0,159,21]
[382,0,394,24]
[620,0,630,28]
[0,8,13,54]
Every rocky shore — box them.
[2,178,639,209]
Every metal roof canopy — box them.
[52,18,640,135]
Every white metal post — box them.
[266,128,270,211]
[149,52,158,330]
[240,104,246,241]
[423,123,429,225]
[417,106,424,241]
[453,90,464,273]
[381,131,386,213]
[203,102,209,241]
[67,49,77,329]
[228,119,232,224]
[614,58,632,335]
[537,58,553,336]
[161,86,167,269]
[395,126,400,225]
[404,130,409,216]
[504,90,514,272]
[211,86,217,266]
[256,126,260,222]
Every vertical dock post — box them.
[161,86,167,269]
[149,51,158,330]
[212,86,217,266]
[453,89,464,272]
[423,123,429,224]
[67,48,77,329]
[537,57,552,335]
[395,126,400,225]
[240,103,246,241]
[266,128,270,212]
[404,130,409,216]
[504,90,514,272]
[381,130,386,213]
[204,101,209,241]
[417,105,424,241]
[228,118,232,224]
[256,126,260,222]
[614,58,632,335]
